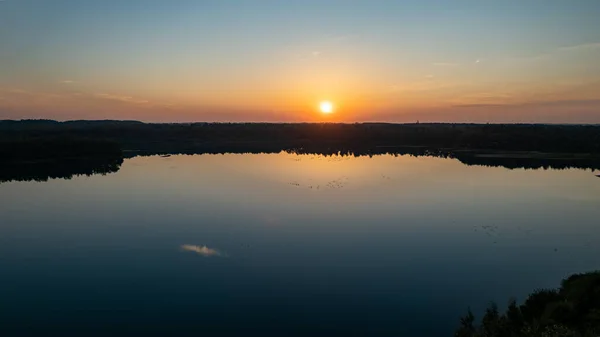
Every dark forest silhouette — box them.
[1,121,599,183]
[2,120,599,154]
[456,271,600,337]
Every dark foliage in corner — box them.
[456,271,600,337]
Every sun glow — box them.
[319,101,334,114]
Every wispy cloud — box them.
[510,42,600,62]
[557,42,600,52]
[0,86,174,114]
[60,80,75,84]
[453,103,506,108]
[94,93,149,104]
[388,80,459,93]
[0,87,62,100]
[311,51,321,57]
[454,99,600,109]
[450,92,513,106]
[5,88,28,94]
[181,244,223,257]
[522,99,600,108]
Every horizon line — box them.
[1,119,599,126]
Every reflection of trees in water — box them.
[0,156,124,183]
[131,144,600,171]
[0,138,124,183]
[2,145,597,185]
[1,132,598,184]
[454,154,600,171]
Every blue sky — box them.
[1,0,600,122]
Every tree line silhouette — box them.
[2,121,599,154]
[1,121,599,183]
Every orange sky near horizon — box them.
[1,1,600,123]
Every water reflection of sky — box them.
[0,153,599,336]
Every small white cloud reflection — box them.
[181,244,223,257]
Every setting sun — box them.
[319,101,334,114]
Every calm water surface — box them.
[1,153,599,336]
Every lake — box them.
[1,153,599,336]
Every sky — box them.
[1,0,600,123]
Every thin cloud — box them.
[510,42,600,62]
[557,42,600,52]
[521,99,600,108]
[454,99,600,109]
[449,91,514,107]
[60,80,75,84]
[94,93,149,104]
[453,103,506,108]
[0,88,62,100]
[6,88,28,94]
[388,80,459,93]
[2,87,150,105]
[181,244,223,257]
[311,51,321,57]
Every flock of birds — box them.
[473,225,502,245]
[285,156,396,190]
[473,224,537,242]
[470,224,598,252]
[288,176,351,190]
[289,155,351,162]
